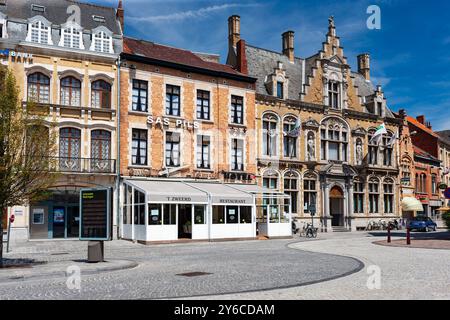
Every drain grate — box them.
[176,272,213,277]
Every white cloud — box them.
[128,3,261,23]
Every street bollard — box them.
[387,225,391,243]
[406,228,411,245]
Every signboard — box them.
[309,204,317,216]
[80,188,112,241]
[445,188,450,200]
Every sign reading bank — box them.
[0,49,33,62]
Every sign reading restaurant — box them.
[147,116,200,130]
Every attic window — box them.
[31,4,46,13]
[93,15,106,23]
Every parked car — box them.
[408,216,437,232]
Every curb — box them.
[0,260,139,284]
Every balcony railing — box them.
[55,157,116,174]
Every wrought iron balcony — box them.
[55,157,116,174]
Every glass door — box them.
[67,206,80,238]
[52,207,66,238]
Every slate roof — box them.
[245,44,304,100]
[0,0,122,34]
[436,130,450,146]
[123,37,251,78]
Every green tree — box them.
[0,67,57,267]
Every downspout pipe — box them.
[116,56,121,240]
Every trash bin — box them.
[88,241,104,263]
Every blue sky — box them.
[91,0,450,130]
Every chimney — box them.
[117,0,124,33]
[236,40,248,74]
[416,115,425,125]
[228,15,241,49]
[282,31,295,63]
[357,53,370,81]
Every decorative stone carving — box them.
[306,132,316,161]
[355,139,363,165]
[302,117,320,130]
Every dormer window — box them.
[377,102,383,117]
[91,31,112,53]
[60,26,84,49]
[27,19,52,45]
[328,81,340,109]
[277,81,284,99]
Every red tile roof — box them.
[407,116,439,138]
[123,37,247,78]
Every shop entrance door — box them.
[67,205,80,238]
[178,205,192,239]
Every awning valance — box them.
[124,180,209,204]
[401,197,424,212]
[186,182,254,205]
[226,184,289,199]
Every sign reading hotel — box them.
[80,188,112,241]
[147,116,200,130]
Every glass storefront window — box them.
[134,190,145,225]
[213,206,225,224]
[226,206,239,224]
[269,205,280,223]
[163,204,176,225]
[194,205,206,224]
[148,204,162,225]
[240,206,252,224]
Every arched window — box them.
[91,130,111,172]
[401,158,411,186]
[283,171,299,214]
[283,116,299,158]
[383,178,394,214]
[60,26,83,49]
[303,172,317,214]
[382,132,394,166]
[28,73,50,103]
[353,177,365,214]
[432,174,437,194]
[368,129,379,165]
[92,31,111,53]
[60,76,81,106]
[369,178,380,214]
[91,80,111,109]
[59,128,81,172]
[262,113,278,157]
[320,118,348,162]
[420,173,427,193]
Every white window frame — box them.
[90,27,113,54]
[59,22,84,50]
[26,16,53,45]
[0,13,7,39]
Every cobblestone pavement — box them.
[0,238,362,300]
[190,232,450,300]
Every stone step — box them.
[332,227,351,232]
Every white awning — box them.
[226,184,289,198]
[186,182,254,205]
[401,197,424,212]
[124,180,209,204]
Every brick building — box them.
[1,0,123,240]
[118,37,288,242]
[227,15,402,232]
[436,130,450,208]
[407,115,442,218]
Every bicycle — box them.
[301,223,318,238]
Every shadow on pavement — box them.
[0,258,47,269]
